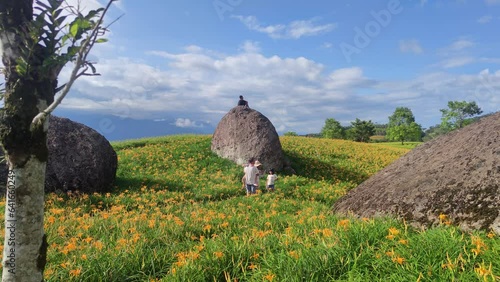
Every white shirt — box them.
[244,166,259,185]
[267,174,277,186]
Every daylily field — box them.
[1,135,498,281]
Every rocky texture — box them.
[0,116,117,194]
[333,112,500,233]
[211,106,285,171]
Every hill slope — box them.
[1,135,498,281]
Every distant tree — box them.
[347,118,375,142]
[283,131,298,136]
[425,111,492,141]
[373,123,387,136]
[423,124,448,141]
[440,101,482,131]
[321,118,345,139]
[386,107,423,144]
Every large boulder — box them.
[333,112,500,233]
[0,116,117,194]
[211,106,285,171]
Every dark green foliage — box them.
[386,107,423,145]
[321,118,345,139]
[373,123,387,136]
[283,131,298,136]
[347,118,375,142]
[440,101,482,131]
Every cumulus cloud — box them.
[60,44,500,134]
[399,39,423,54]
[174,118,203,128]
[232,15,336,39]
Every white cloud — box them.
[60,44,500,134]
[435,39,475,57]
[231,15,285,38]
[232,15,336,39]
[239,41,261,53]
[174,118,203,128]
[399,39,423,54]
[433,39,477,68]
[436,57,476,68]
[447,39,475,52]
[477,15,493,24]
[287,19,337,39]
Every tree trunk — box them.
[0,0,54,281]
[2,158,48,281]
[0,78,52,282]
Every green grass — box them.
[0,135,498,281]
[371,141,422,149]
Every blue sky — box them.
[56,0,500,138]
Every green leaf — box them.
[61,34,71,47]
[70,20,80,38]
[85,8,104,21]
[67,46,79,57]
[15,60,28,76]
[96,38,108,43]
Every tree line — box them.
[285,100,484,144]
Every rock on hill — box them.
[211,106,284,171]
[0,116,117,194]
[333,112,500,233]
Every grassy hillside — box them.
[371,141,422,149]
[1,135,498,281]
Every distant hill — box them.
[53,110,215,141]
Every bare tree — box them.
[0,0,116,280]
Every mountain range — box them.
[53,109,215,142]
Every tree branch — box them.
[31,0,116,128]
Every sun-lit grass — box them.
[371,141,422,149]
[0,135,498,281]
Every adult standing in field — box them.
[244,158,259,196]
[238,95,249,107]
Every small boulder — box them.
[211,106,285,171]
[333,112,500,233]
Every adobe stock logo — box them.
[340,0,403,63]
[213,0,244,21]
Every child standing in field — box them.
[266,169,278,192]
